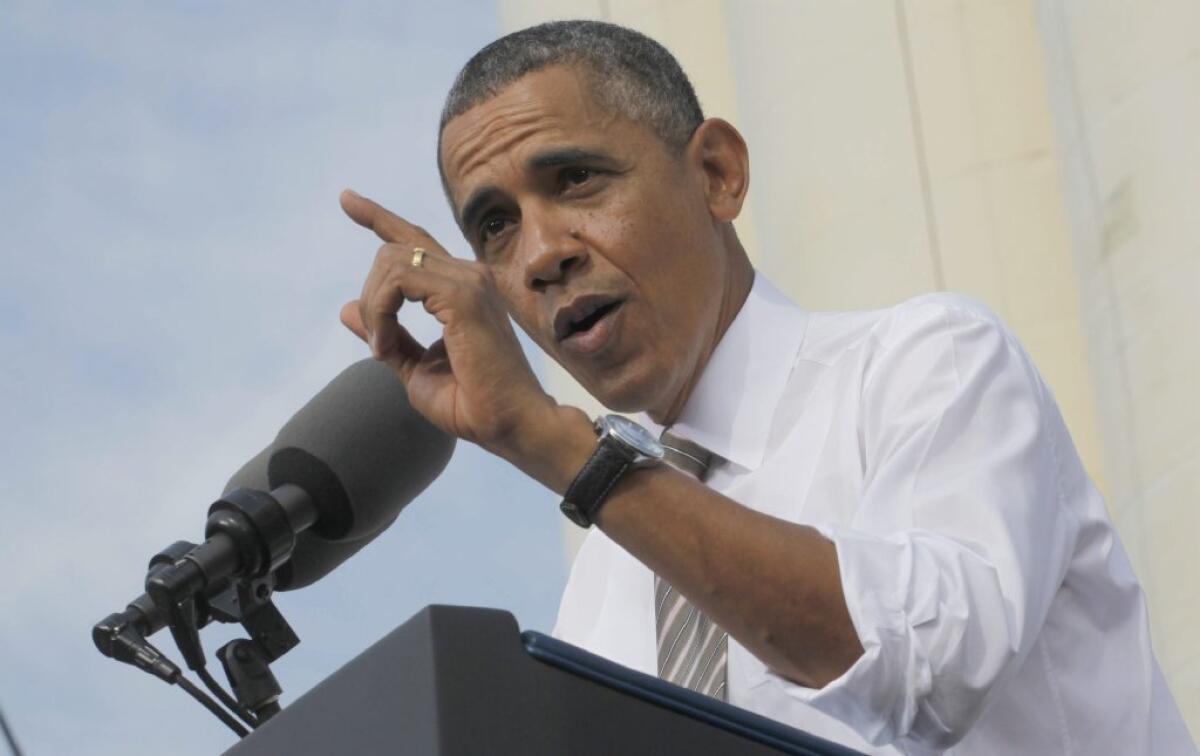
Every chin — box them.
[579,366,672,418]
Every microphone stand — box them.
[207,569,295,723]
[93,485,316,735]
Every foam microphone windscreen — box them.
[276,523,396,591]
[223,443,271,493]
[267,359,455,542]
[222,441,392,591]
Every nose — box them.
[521,208,586,290]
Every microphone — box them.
[219,357,438,590]
[266,357,451,542]
[220,434,394,592]
[95,359,455,648]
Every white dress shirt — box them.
[553,274,1194,754]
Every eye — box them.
[564,168,595,187]
[480,215,511,243]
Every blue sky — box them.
[0,3,571,753]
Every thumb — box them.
[340,300,368,342]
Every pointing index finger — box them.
[340,189,418,244]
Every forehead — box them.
[440,65,628,206]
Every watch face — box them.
[604,415,664,458]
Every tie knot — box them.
[659,429,713,481]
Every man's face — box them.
[440,65,734,417]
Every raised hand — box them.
[339,189,562,460]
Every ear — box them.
[687,118,750,223]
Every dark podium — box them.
[225,605,861,755]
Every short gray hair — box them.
[439,20,705,169]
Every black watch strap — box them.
[560,438,637,528]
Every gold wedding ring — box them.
[411,247,427,268]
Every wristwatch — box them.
[560,414,665,528]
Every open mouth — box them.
[568,300,621,337]
[555,296,626,353]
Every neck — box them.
[651,230,755,427]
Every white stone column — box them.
[1038,0,1200,735]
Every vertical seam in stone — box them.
[895,0,947,292]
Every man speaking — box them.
[336,20,1191,755]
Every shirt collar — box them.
[642,273,809,471]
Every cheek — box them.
[582,196,680,276]
[490,275,544,343]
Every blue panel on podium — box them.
[523,631,862,756]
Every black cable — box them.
[150,594,258,731]
[139,639,249,739]
[0,700,24,756]
[196,666,258,728]
[176,676,249,738]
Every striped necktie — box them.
[656,429,729,701]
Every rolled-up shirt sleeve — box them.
[781,298,1080,752]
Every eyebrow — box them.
[527,147,613,170]
[458,147,617,231]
